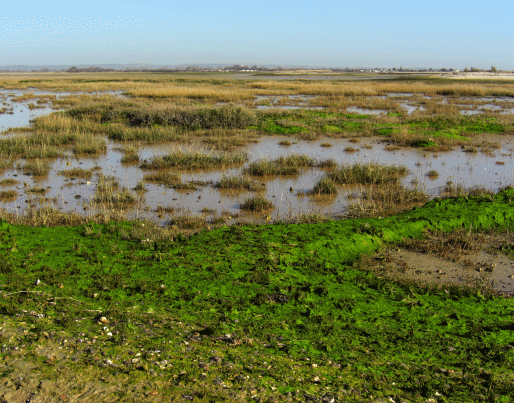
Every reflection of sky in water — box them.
[1,89,514,224]
[1,135,513,223]
[0,89,124,133]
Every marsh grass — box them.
[214,175,264,191]
[25,186,47,195]
[240,195,274,211]
[70,102,257,130]
[244,154,333,177]
[91,174,139,206]
[346,184,428,218]
[0,178,19,186]
[0,189,17,200]
[244,159,300,176]
[427,170,439,178]
[278,140,292,146]
[329,163,408,185]
[0,204,124,227]
[171,180,198,191]
[11,92,38,102]
[72,134,107,156]
[120,145,140,164]
[133,181,146,192]
[440,181,467,198]
[143,172,180,186]
[61,167,93,179]
[201,130,254,151]
[168,214,207,230]
[106,124,181,143]
[140,150,248,170]
[23,158,51,176]
[399,228,486,262]
[310,177,338,196]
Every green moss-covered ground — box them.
[1,189,514,402]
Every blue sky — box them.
[1,0,512,69]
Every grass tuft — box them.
[0,189,17,200]
[329,163,408,185]
[240,195,274,212]
[310,177,338,196]
[140,150,248,170]
[214,175,264,191]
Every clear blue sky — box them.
[1,0,512,69]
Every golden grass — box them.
[2,72,514,99]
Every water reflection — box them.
[1,89,513,224]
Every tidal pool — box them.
[1,89,513,225]
[1,133,513,225]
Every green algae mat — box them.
[1,189,514,402]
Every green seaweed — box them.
[1,189,514,401]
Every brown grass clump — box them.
[310,177,338,196]
[25,186,48,195]
[0,206,86,227]
[140,150,248,170]
[427,170,439,179]
[168,215,207,230]
[143,172,180,186]
[240,195,274,212]
[0,189,17,200]
[120,145,140,164]
[62,167,94,179]
[399,228,486,262]
[346,184,428,218]
[329,163,408,185]
[23,159,52,176]
[73,135,107,156]
[91,174,139,206]
[214,175,264,191]
[0,178,19,186]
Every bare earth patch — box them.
[361,230,514,294]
